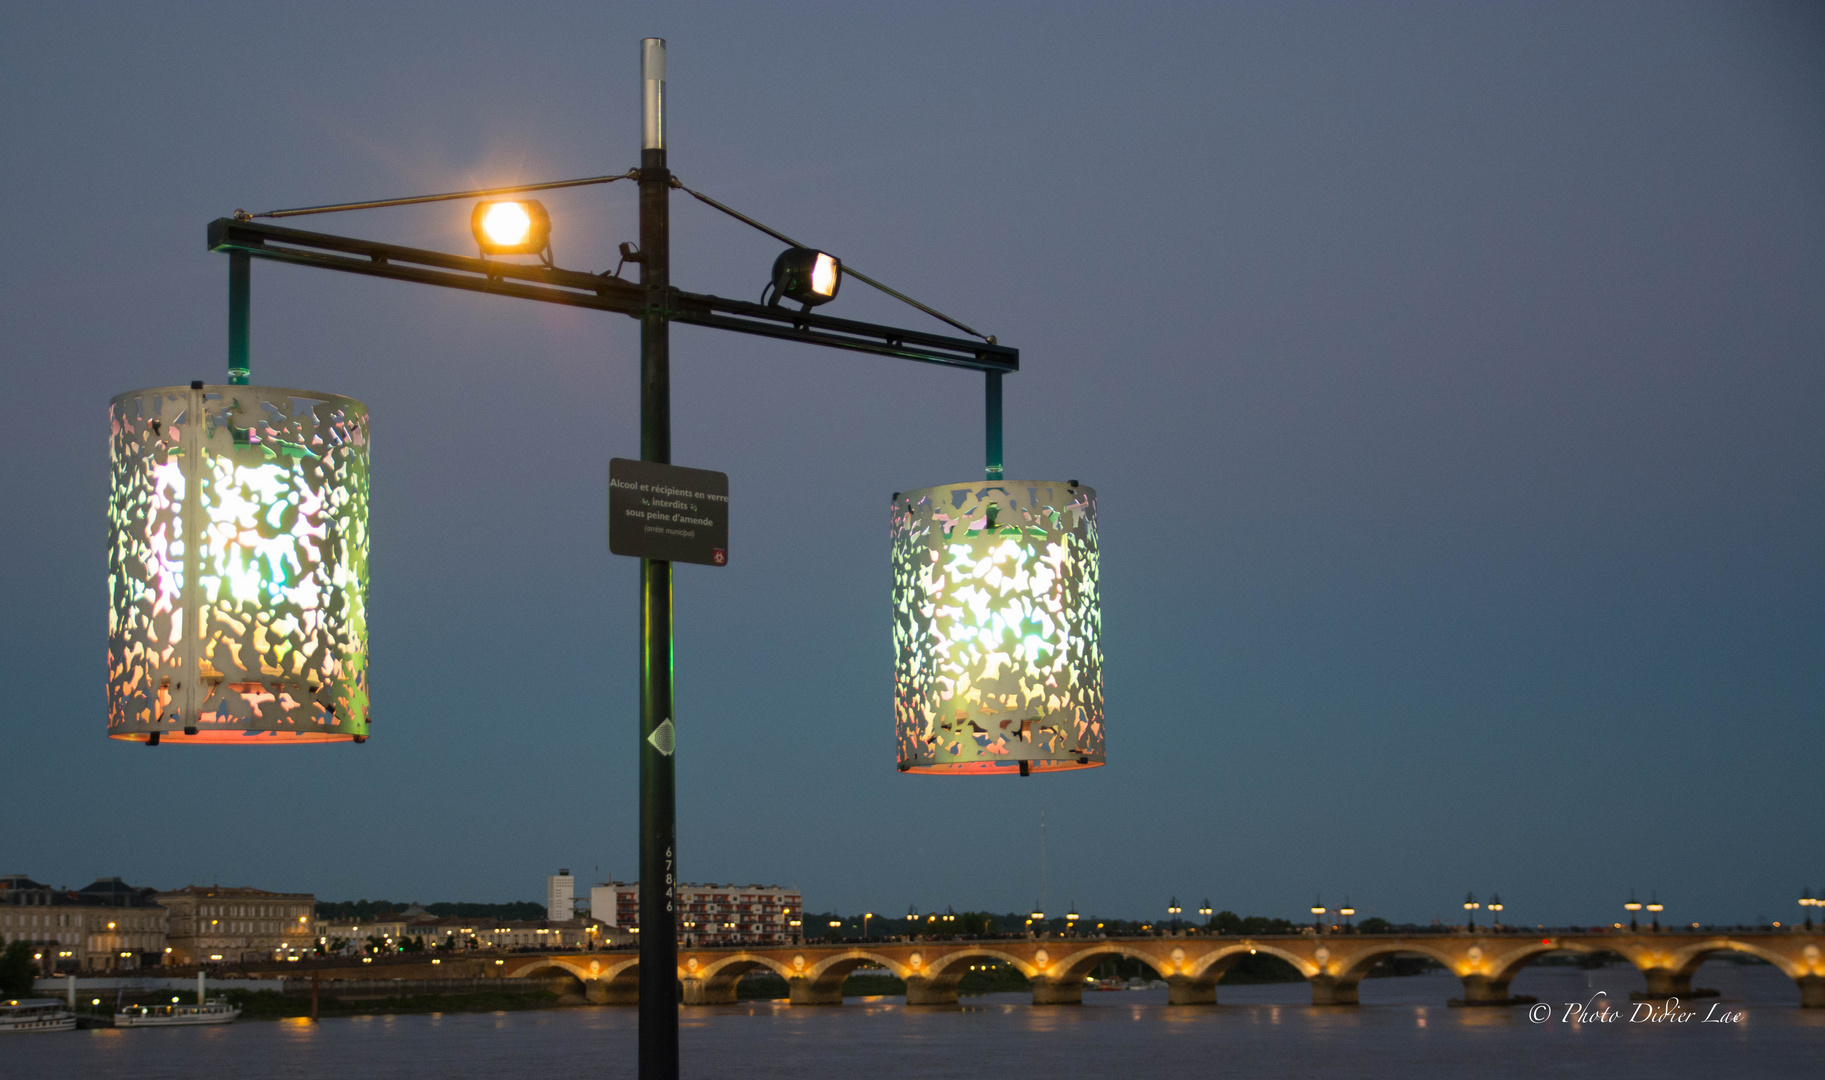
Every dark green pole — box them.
[985,370,1003,481]
[228,250,250,384]
[636,36,678,1080]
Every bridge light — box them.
[892,482,1103,774]
[107,384,371,744]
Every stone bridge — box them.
[501,931,1825,1008]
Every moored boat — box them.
[0,998,77,1032]
[114,998,240,1027]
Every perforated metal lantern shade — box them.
[892,481,1103,773]
[107,384,369,743]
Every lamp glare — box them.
[810,252,839,297]
[481,202,534,247]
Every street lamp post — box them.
[1625,892,1642,932]
[1463,892,1478,932]
[133,39,1102,1080]
[1646,894,1663,933]
[1198,900,1213,933]
[1339,898,1355,933]
[1487,894,1503,932]
[636,42,678,1077]
[1168,898,1181,935]
[1311,896,1327,936]
[1803,890,1817,931]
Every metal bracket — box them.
[208,218,1018,373]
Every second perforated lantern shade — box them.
[106,383,370,743]
[892,481,1103,773]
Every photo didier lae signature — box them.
[1528,992,1743,1025]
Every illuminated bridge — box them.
[490,931,1825,1008]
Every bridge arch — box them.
[1336,943,1462,982]
[1664,938,1804,980]
[804,948,916,984]
[1187,942,1318,982]
[499,957,595,1000]
[922,947,1043,982]
[693,952,795,983]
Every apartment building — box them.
[591,881,803,945]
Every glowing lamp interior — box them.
[891,481,1102,774]
[107,384,370,744]
[810,252,840,297]
[480,202,533,247]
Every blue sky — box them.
[3,1,1821,928]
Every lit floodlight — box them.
[768,247,841,309]
[471,199,552,256]
[106,383,370,744]
[892,481,1102,774]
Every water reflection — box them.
[8,967,1814,1080]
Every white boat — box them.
[0,998,77,1032]
[114,999,240,1027]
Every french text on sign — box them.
[608,458,730,566]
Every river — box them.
[6,962,1818,1078]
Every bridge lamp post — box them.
[1624,893,1642,931]
[1646,895,1663,933]
[1803,890,1817,931]
[1339,899,1355,934]
[1311,897,1327,936]
[118,38,1104,1080]
[1066,907,1079,936]
[1198,900,1213,932]
[1463,892,1479,932]
[1487,894,1503,932]
[1168,898,1182,935]
[863,912,874,939]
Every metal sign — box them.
[609,458,729,566]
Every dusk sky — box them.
[4,2,1821,930]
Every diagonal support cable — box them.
[248,171,638,220]
[676,182,994,343]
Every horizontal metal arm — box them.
[208,217,646,313]
[208,219,1017,373]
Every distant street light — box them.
[1803,889,1817,931]
[1168,898,1181,934]
[1487,894,1503,931]
[1625,891,1643,932]
[1312,896,1327,936]
[1646,894,1663,933]
[1198,900,1213,931]
[1339,898,1355,933]
[1463,892,1479,932]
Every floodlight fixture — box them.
[768,247,841,310]
[471,199,552,257]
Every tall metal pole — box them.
[985,370,1003,480]
[636,36,678,1080]
[228,250,250,384]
